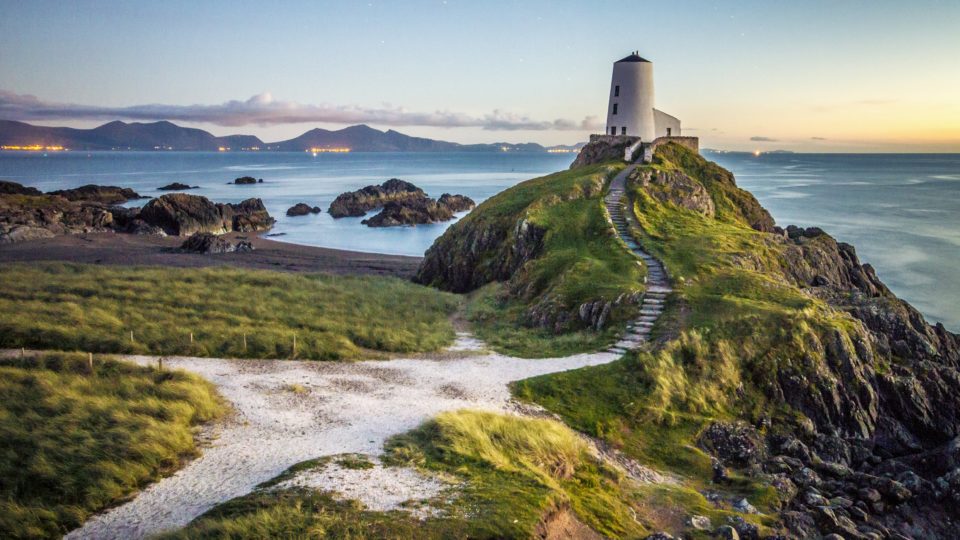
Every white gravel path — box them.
[65,333,621,539]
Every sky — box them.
[1,0,958,152]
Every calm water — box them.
[1,150,958,331]
[0,151,574,255]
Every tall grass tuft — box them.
[0,352,226,538]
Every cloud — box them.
[811,136,827,140]
[0,90,602,132]
[750,136,778,142]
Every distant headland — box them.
[0,119,583,153]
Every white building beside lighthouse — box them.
[605,52,681,141]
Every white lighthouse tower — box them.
[605,52,681,141]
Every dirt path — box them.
[65,334,622,539]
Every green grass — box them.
[0,263,460,360]
[422,162,645,357]
[167,410,645,539]
[512,143,871,536]
[0,351,226,539]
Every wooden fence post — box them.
[21,347,25,358]
[158,357,163,371]
[190,332,194,344]
[243,332,247,351]
[88,352,93,373]
[130,330,135,344]
[293,333,297,357]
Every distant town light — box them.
[306,147,351,153]
[1,144,67,151]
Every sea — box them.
[0,150,957,332]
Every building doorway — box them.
[666,128,672,136]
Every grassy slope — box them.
[0,352,225,539]
[460,163,646,356]
[0,263,459,360]
[515,144,868,535]
[163,410,644,539]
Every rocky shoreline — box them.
[0,180,275,244]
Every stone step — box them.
[635,321,654,328]
[607,347,627,355]
[640,309,661,316]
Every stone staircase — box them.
[603,164,672,355]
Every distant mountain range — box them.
[0,120,582,153]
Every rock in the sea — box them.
[361,193,475,227]
[138,193,275,236]
[286,203,322,217]
[48,184,144,204]
[232,176,261,185]
[0,180,42,196]
[328,178,426,218]
[437,193,476,212]
[158,182,198,191]
[179,232,253,254]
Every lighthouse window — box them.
[621,127,627,135]
[610,126,617,135]
[612,103,618,115]
[614,85,620,97]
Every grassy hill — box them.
[416,163,646,356]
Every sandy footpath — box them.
[64,334,621,539]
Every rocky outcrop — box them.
[0,193,115,243]
[47,184,144,204]
[631,169,715,217]
[361,193,475,227]
[417,215,547,293]
[179,232,253,254]
[0,180,41,196]
[328,179,426,218]
[286,203,322,217]
[438,193,475,212]
[158,182,198,191]
[232,176,261,185]
[138,193,225,236]
[138,193,274,236]
[220,198,275,233]
[570,138,635,168]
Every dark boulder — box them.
[698,422,765,467]
[437,193,476,213]
[232,176,260,185]
[360,193,474,227]
[47,184,144,204]
[222,198,275,232]
[328,178,426,218]
[286,203,322,217]
[138,193,275,236]
[0,180,42,196]
[139,193,226,236]
[158,182,198,191]
[179,232,253,254]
